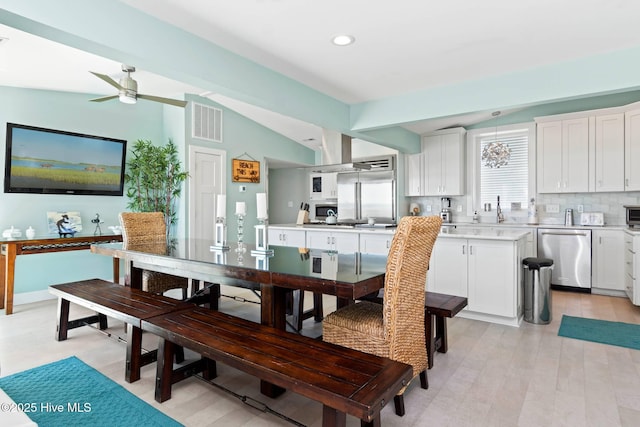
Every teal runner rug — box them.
[558,315,640,350]
[0,356,182,427]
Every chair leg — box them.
[420,370,428,389]
[393,395,405,416]
[312,292,324,322]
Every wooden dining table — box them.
[90,240,387,330]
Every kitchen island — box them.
[269,223,530,326]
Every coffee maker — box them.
[440,197,452,223]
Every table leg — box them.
[129,262,142,290]
[56,298,70,341]
[3,243,16,314]
[112,257,120,284]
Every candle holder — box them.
[236,213,246,253]
[210,217,230,250]
[252,218,274,256]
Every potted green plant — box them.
[124,139,189,240]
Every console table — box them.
[1,234,122,315]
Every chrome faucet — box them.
[496,195,505,223]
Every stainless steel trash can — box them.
[523,257,554,324]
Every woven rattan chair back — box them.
[382,215,442,370]
[119,212,188,296]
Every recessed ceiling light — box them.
[331,35,355,46]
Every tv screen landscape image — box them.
[4,123,127,196]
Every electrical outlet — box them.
[545,204,560,213]
[426,205,432,212]
[456,205,463,212]
[578,205,584,213]
[287,201,293,208]
[239,185,247,192]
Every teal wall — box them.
[1,87,313,297]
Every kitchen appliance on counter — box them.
[624,205,640,228]
[337,169,396,224]
[580,212,604,226]
[440,197,452,223]
[537,228,592,291]
[564,208,574,226]
[314,204,337,221]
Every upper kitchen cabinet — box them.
[421,128,466,196]
[591,113,624,192]
[536,118,589,193]
[625,109,640,191]
[309,172,338,200]
[404,152,423,196]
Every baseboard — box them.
[14,290,56,306]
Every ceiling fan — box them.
[89,64,187,107]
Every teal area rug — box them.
[0,356,182,427]
[558,315,640,350]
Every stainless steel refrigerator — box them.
[337,170,396,224]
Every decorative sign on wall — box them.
[232,155,260,183]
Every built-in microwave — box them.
[315,204,337,219]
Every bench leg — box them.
[98,313,108,330]
[155,338,175,403]
[322,405,347,427]
[361,417,381,427]
[56,298,70,341]
[436,317,448,354]
[425,312,435,369]
[126,324,143,383]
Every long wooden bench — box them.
[49,278,195,382]
[142,306,413,427]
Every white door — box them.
[189,146,225,249]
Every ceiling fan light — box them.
[119,93,136,104]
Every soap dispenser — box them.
[472,211,479,223]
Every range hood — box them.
[307,130,372,173]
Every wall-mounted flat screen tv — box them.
[4,123,127,196]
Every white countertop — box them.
[438,227,530,241]
[269,223,396,234]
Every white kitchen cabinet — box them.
[592,113,624,192]
[467,239,519,318]
[426,238,468,297]
[421,128,465,196]
[624,231,640,305]
[592,229,625,293]
[427,235,525,325]
[625,109,640,191]
[359,232,394,255]
[404,152,423,196]
[537,118,589,193]
[268,227,306,247]
[306,230,359,253]
[309,172,338,200]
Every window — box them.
[469,123,535,217]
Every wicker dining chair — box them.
[322,215,442,416]
[119,212,189,299]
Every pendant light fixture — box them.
[482,111,511,168]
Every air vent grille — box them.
[192,103,222,142]
[355,156,395,170]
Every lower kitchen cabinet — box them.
[268,227,306,247]
[592,229,625,294]
[359,232,394,255]
[306,230,359,253]
[624,231,640,305]
[427,236,525,326]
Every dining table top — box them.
[91,240,388,292]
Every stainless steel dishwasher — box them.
[537,228,592,290]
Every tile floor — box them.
[1,288,640,427]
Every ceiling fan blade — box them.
[90,71,124,90]
[138,94,188,107]
[89,95,119,102]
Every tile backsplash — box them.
[410,191,640,226]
